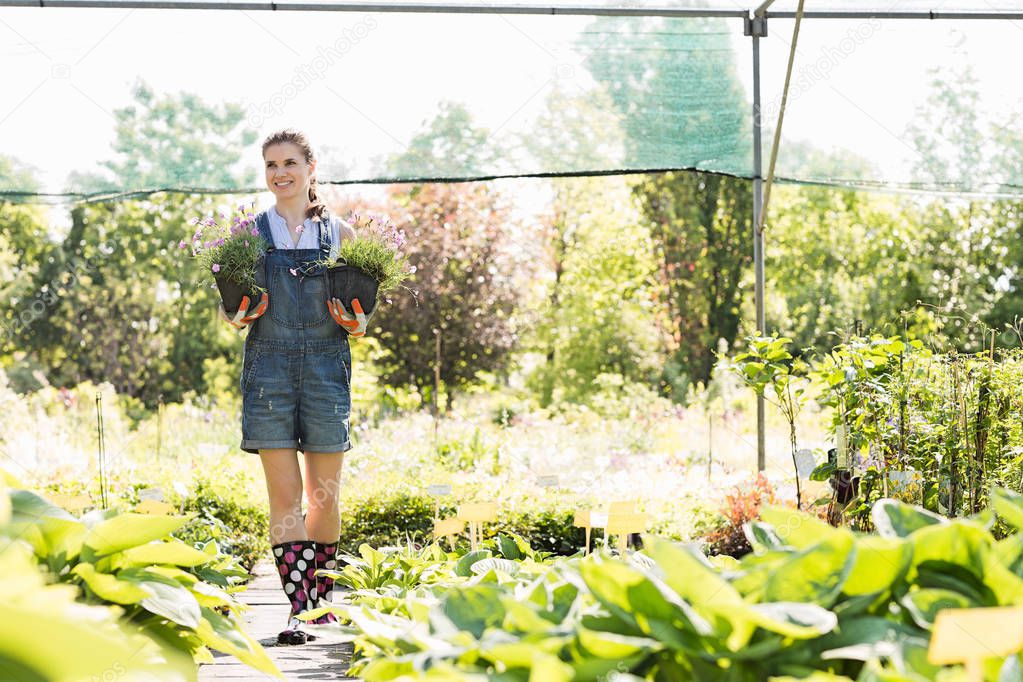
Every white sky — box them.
[1,4,1021,217]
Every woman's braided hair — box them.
[261,128,328,224]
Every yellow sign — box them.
[929,607,1023,681]
[135,499,176,516]
[457,502,498,552]
[457,502,498,523]
[47,493,92,514]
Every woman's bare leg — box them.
[259,448,307,544]
[303,451,344,542]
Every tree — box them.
[67,78,258,195]
[634,171,751,387]
[371,182,523,402]
[383,101,503,179]
[9,81,258,404]
[526,175,662,406]
[578,14,753,387]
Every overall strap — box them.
[317,208,332,261]
[255,211,276,252]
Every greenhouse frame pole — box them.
[747,9,768,473]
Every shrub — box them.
[176,475,269,572]
[700,472,778,558]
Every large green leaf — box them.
[443,584,506,638]
[83,512,192,558]
[117,568,201,628]
[763,533,854,606]
[576,627,662,659]
[72,562,149,604]
[195,606,282,678]
[759,506,851,550]
[110,539,214,569]
[900,588,973,629]
[993,488,1023,532]
[0,540,195,682]
[872,499,944,538]
[842,536,911,596]
[7,489,86,560]
[455,550,492,577]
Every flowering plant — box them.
[326,211,413,295]
[181,200,269,294]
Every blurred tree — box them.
[372,182,523,403]
[67,78,258,195]
[578,14,752,388]
[526,175,662,406]
[634,170,751,388]
[7,80,257,405]
[384,100,503,179]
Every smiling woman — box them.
[216,128,376,647]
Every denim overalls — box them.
[239,210,352,454]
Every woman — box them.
[220,128,373,645]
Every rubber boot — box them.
[271,540,318,644]
[307,537,341,625]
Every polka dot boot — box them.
[271,540,319,645]
[308,537,341,625]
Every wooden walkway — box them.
[199,560,357,681]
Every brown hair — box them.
[261,128,327,223]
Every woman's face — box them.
[264,142,316,199]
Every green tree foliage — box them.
[765,185,929,350]
[4,81,256,404]
[526,176,662,406]
[67,78,258,195]
[372,182,523,398]
[633,171,752,388]
[384,100,502,179]
[578,15,753,387]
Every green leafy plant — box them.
[733,335,810,508]
[310,490,1023,681]
[2,485,281,678]
[325,211,412,294]
[182,199,269,294]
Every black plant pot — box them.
[327,265,379,316]
[214,276,252,316]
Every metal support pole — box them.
[747,14,767,472]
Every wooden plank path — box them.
[199,560,358,681]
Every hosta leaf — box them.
[110,540,213,569]
[72,563,149,604]
[900,588,973,629]
[455,550,492,577]
[872,499,944,538]
[470,558,519,576]
[843,536,911,596]
[84,512,191,558]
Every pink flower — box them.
[178,240,187,249]
[188,217,200,225]
[295,225,304,235]
[212,264,221,273]
[251,228,259,236]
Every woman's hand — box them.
[328,297,372,337]
[219,292,269,329]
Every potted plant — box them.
[181,201,269,314]
[323,211,412,315]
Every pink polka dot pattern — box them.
[270,539,317,642]
[308,538,342,625]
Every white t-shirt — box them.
[267,205,349,260]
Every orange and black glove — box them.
[218,293,269,330]
[327,297,373,338]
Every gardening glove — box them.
[218,292,269,330]
[327,297,372,338]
